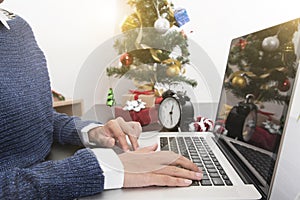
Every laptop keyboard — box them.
[231,142,275,184]
[160,136,233,186]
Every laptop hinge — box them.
[213,137,267,200]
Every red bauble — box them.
[120,53,133,66]
[237,39,248,50]
[278,78,291,92]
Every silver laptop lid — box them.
[213,18,300,199]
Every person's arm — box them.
[0,149,104,199]
[52,110,100,146]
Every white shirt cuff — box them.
[80,123,103,147]
[0,10,10,29]
[91,148,124,190]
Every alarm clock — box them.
[158,90,194,132]
[225,94,257,141]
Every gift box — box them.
[174,8,190,27]
[256,110,279,127]
[249,127,281,152]
[122,90,156,108]
[115,105,159,126]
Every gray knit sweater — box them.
[0,15,104,199]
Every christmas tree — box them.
[106,0,197,92]
[225,19,300,105]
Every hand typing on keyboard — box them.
[160,136,233,186]
[119,144,203,188]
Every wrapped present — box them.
[122,90,156,108]
[115,105,159,126]
[249,127,281,152]
[174,8,190,27]
[155,96,163,104]
[189,116,214,132]
[256,110,279,126]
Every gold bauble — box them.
[166,65,180,77]
[231,75,247,88]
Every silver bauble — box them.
[154,17,170,34]
[262,36,280,52]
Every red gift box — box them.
[249,127,281,152]
[115,105,159,126]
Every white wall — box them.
[2,0,119,99]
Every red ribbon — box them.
[129,90,154,100]
[257,110,274,120]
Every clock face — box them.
[242,110,257,141]
[158,97,181,130]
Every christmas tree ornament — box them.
[106,88,115,107]
[282,42,295,64]
[120,52,133,67]
[231,74,247,88]
[121,13,141,32]
[238,39,248,50]
[174,8,190,27]
[166,65,180,77]
[154,17,170,34]
[262,35,280,52]
[277,78,291,92]
[150,49,163,62]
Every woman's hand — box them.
[119,144,203,188]
[88,117,142,151]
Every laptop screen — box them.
[213,18,300,197]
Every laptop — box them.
[83,18,300,200]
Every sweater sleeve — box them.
[52,110,101,146]
[0,148,104,200]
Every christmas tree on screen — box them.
[225,19,300,105]
[106,0,197,92]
